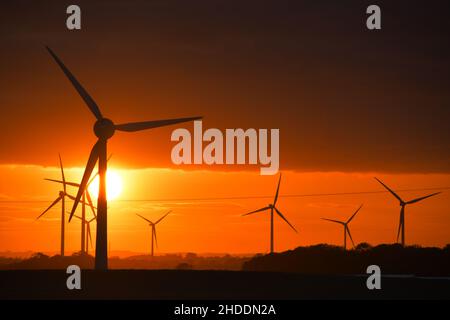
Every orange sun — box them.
[88,170,123,201]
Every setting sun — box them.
[88,170,123,201]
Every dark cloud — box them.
[0,0,449,172]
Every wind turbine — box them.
[37,155,86,256]
[136,211,171,257]
[321,205,363,250]
[46,46,201,270]
[71,214,96,255]
[375,177,441,246]
[46,156,111,253]
[242,174,297,254]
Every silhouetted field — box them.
[0,252,249,271]
[1,245,450,299]
[244,244,450,276]
[0,269,449,299]
[2,244,450,277]
[2,244,450,276]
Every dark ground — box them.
[1,270,449,300]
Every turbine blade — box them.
[65,194,96,208]
[321,218,345,225]
[45,178,80,188]
[87,173,97,188]
[273,173,282,205]
[346,226,355,248]
[242,206,271,216]
[46,46,103,120]
[274,207,298,233]
[406,192,441,204]
[66,212,82,221]
[374,177,403,203]
[69,141,100,221]
[87,224,93,250]
[155,210,171,225]
[37,196,62,219]
[347,204,363,224]
[59,154,66,193]
[115,116,202,132]
[87,154,113,187]
[85,191,97,218]
[136,213,152,224]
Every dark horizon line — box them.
[2,241,450,256]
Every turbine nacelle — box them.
[94,118,115,139]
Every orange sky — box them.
[0,165,448,255]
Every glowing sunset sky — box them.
[0,165,448,254]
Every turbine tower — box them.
[375,177,441,246]
[46,46,201,270]
[321,205,363,250]
[136,211,171,256]
[242,174,297,253]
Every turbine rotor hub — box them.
[94,118,115,139]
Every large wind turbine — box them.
[321,205,363,250]
[375,177,441,246]
[242,174,297,254]
[46,46,201,270]
[37,155,86,256]
[136,211,171,257]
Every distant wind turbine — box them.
[321,205,363,250]
[71,214,96,255]
[136,211,171,257]
[375,177,441,246]
[46,46,201,270]
[37,155,89,256]
[242,174,297,254]
[47,178,96,254]
[46,155,111,253]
